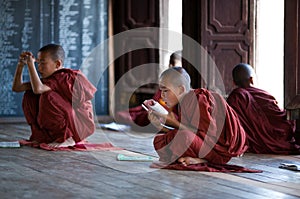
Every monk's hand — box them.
[151,110,179,130]
[143,99,156,108]
[18,52,28,65]
[19,51,35,66]
[148,109,163,130]
[25,52,35,65]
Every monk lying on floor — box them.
[12,44,97,148]
[227,63,300,154]
[144,67,247,165]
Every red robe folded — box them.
[227,87,300,154]
[22,68,97,144]
[153,88,247,164]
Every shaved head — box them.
[232,63,254,88]
[160,67,191,91]
[169,50,182,67]
[39,43,65,64]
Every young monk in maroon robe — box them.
[227,63,300,154]
[144,67,247,165]
[12,44,97,148]
[115,51,182,130]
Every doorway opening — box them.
[160,0,284,108]
[160,0,182,68]
[256,0,284,108]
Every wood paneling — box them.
[284,0,300,106]
[112,0,160,111]
[284,0,300,137]
[183,0,255,96]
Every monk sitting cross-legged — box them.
[12,44,97,148]
[144,67,247,165]
[227,63,300,154]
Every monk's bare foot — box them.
[178,157,207,166]
[48,137,75,148]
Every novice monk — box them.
[144,67,247,165]
[227,63,300,154]
[12,44,97,148]
[115,51,182,130]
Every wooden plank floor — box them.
[0,122,300,199]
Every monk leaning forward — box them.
[144,67,247,166]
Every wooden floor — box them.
[1,122,300,199]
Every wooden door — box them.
[183,0,255,96]
[112,0,160,112]
[284,0,300,135]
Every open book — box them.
[0,141,20,148]
[142,101,174,130]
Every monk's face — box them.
[37,51,61,78]
[159,80,182,108]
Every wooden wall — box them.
[183,0,255,96]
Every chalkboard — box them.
[0,0,108,117]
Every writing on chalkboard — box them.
[0,0,108,117]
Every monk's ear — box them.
[55,60,63,69]
[178,85,186,95]
[249,77,254,85]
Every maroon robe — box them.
[22,68,97,144]
[153,88,247,164]
[115,90,172,132]
[227,87,300,154]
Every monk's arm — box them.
[12,60,32,92]
[26,54,51,94]
[154,111,198,132]
[168,117,197,132]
